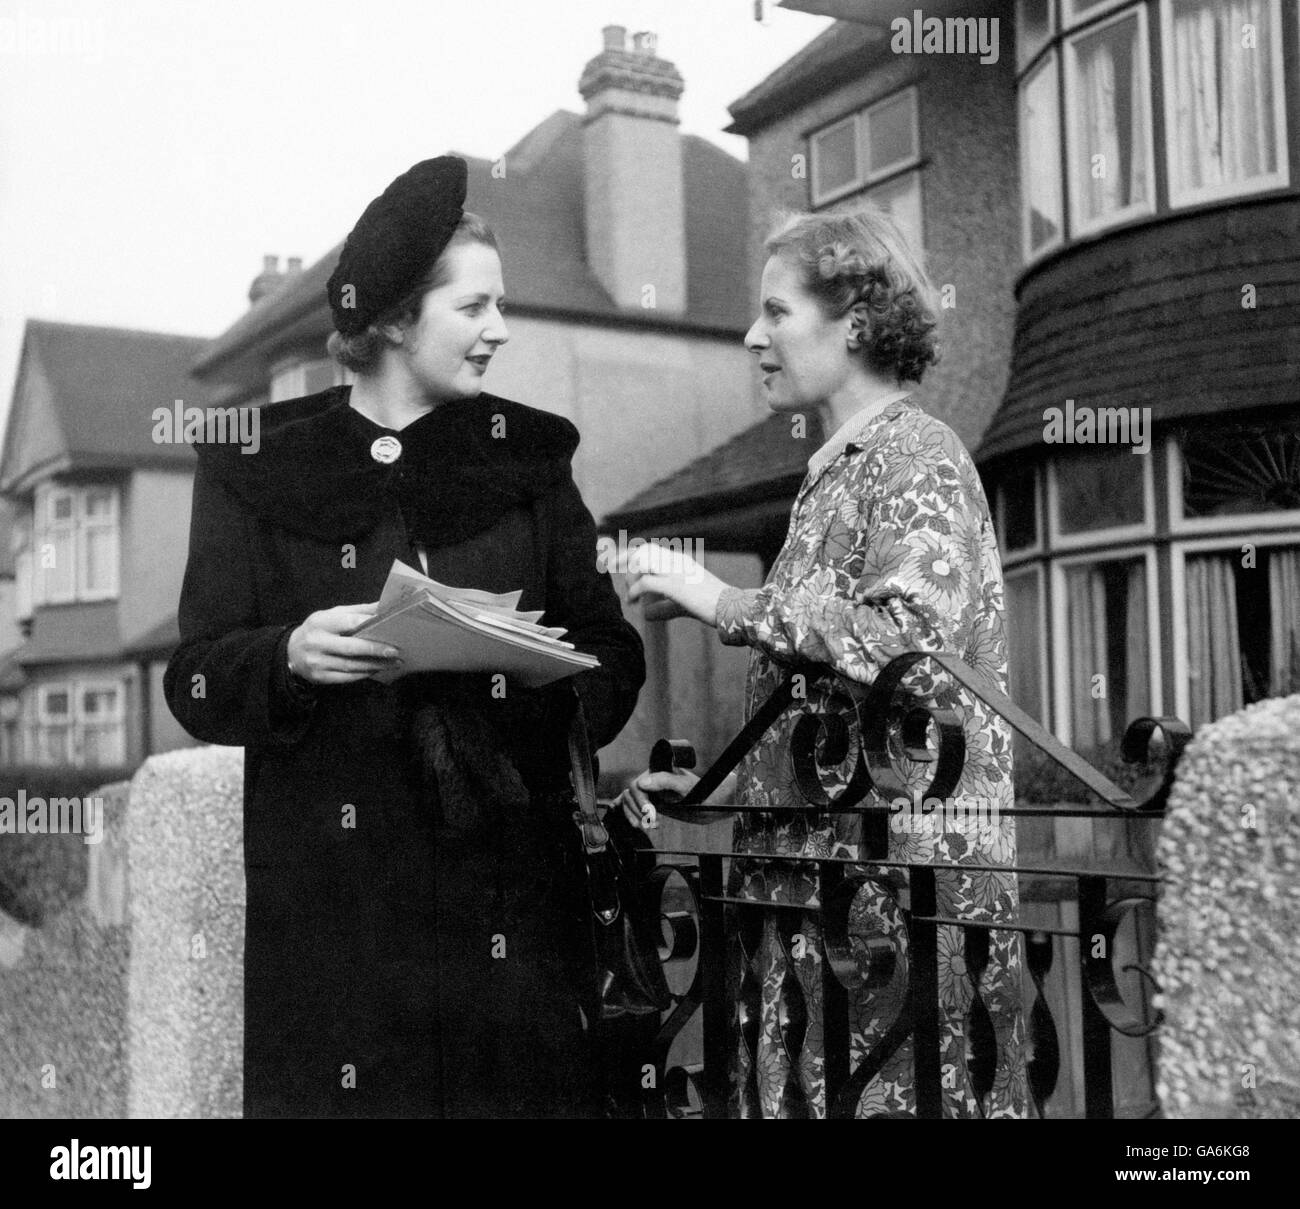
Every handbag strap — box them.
[567,694,609,856]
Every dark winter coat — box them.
[163,386,645,1119]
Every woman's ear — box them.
[846,302,870,350]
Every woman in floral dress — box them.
[616,207,1026,1118]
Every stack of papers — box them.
[353,559,600,687]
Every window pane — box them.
[1017,0,1053,65]
[83,527,116,594]
[1168,0,1279,198]
[83,488,114,519]
[1055,448,1145,535]
[813,119,857,197]
[1001,466,1039,550]
[865,91,916,177]
[1071,14,1150,224]
[1064,557,1150,751]
[42,532,75,597]
[1005,572,1045,751]
[1179,422,1300,518]
[51,494,74,523]
[44,690,70,717]
[1020,55,1062,252]
[866,171,923,255]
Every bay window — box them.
[1055,552,1155,750]
[1162,0,1288,206]
[1020,53,1063,256]
[1065,6,1153,234]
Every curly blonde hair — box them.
[765,205,939,384]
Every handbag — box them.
[567,698,672,1022]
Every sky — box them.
[0,0,832,431]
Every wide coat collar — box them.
[196,385,579,547]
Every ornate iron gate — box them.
[619,651,1191,1119]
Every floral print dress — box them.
[714,393,1026,1119]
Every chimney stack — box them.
[579,27,687,313]
[248,254,284,305]
[285,256,303,276]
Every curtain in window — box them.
[1172,0,1273,191]
[1080,36,1121,218]
[1067,565,1111,749]
[1078,20,1147,220]
[1124,560,1150,720]
[1186,554,1243,727]
[1268,546,1300,697]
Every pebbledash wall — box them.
[0,748,244,1118]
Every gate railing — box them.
[618,650,1191,1119]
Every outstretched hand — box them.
[617,543,729,627]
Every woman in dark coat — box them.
[164,157,645,1119]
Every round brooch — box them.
[370,436,402,464]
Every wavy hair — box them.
[326,211,499,374]
[765,205,939,384]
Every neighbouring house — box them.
[611,0,1300,761]
[0,320,209,769]
[186,25,768,779]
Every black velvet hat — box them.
[327,156,468,336]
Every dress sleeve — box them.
[716,438,985,685]
[541,473,645,751]
[163,459,320,747]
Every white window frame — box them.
[1062,0,1132,29]
[1004,562,1051,728]
[12,507,33,621]
[1063,3,1156,239]
[29,676,127,767]
[37,683,73,726]
[1016,0,1058,69]
[40,485,78,604]
[1019,49,1065,262]
[1046,447,1156,550]
[998,464,1045,565]
[1160,0,1290,209]
[1169,533,1300,726]
[809,87,922,208]
[77,485,120,602]
[33,482,120,604]
[1166,436,1300,535]
[1050,544,1163,749]
[864,168,925,250]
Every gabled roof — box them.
[193,112,750,385]
[1,320,210,495]
[604,409,825,530]
[726,20,889,136]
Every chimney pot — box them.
[286,256,303,274]
[631,30,657,55]
[601,24,626,51]
[249,254,285,305]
